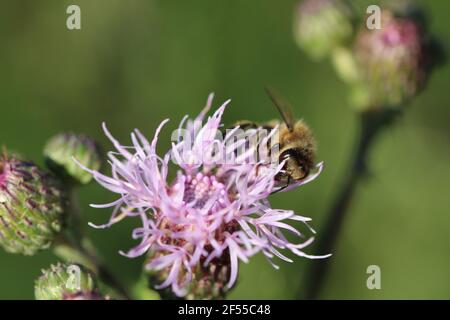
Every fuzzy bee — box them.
[230,87,317,190]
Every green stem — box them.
[131,275,161,300]
[53,233,131,300]
[53,187,132,299]
[53,235,97,271]
[300,108,399,300]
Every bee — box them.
[232,87,317,189]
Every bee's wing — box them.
[264,86,295,131]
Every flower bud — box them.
[0,153,66,255]
[294,0,354,60]
[35,262,98,300]
[44,133,102,185]
[354,8,442,108]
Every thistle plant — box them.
[0,90,329,299]
[2,0,443,301]
[77,94,328,299]
[293,0,445,299]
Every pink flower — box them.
[76,94,329,297]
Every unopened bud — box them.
[294,0,354,60]
[0,153,66,255]
[35,262,98,300]
[44,133,102,185]
[354,7,443,107]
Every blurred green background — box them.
[1,0,449,299]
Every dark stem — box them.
[300,108,398,300]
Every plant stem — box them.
[53,188,132,299]
[131,275,161,300]
[301,108,398,300]
[53,232,131,300]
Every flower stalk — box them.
[52,187,132,299]
[295,0,444,299]
[301,108,398,299]
[53,229,132,299]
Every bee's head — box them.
[278,148,311,181]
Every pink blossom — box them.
[76,94,329,297]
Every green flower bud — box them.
[44,133,102,185]
[354,8,442,108]
[294,0,354,60]
[0,153,66,255]
[35,262,98,300]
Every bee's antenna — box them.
[264,86,295,131]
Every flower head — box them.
[78,95,328,298]
[0,152,66,255]
[354,7,443,107]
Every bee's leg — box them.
[271,176,291,194]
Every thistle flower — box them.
[77,95,329,298]
[0,152,66,255]
[294,0,354,60]
[44,133,102,185]
[354,8,441,108]
[35,262,98,300]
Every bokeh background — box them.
[1,0,449,299]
